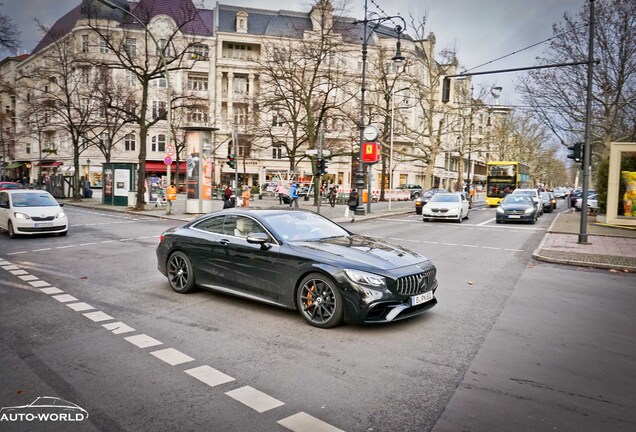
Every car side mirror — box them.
[246,232,272,250]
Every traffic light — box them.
[441,77,451,103]
[321,158,328,175]
[226,154,236,169]
[315,158,324,176]
[567,142,583,163]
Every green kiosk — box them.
[102,163,137,206]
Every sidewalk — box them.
[61,191,636,272]
[532,209,636,271]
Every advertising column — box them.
[184,126,218,214]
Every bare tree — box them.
[254,0,359,203]
[85,0,210,209]
[518,0,636,168]
[0,5,20,53]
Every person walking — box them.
[275,183,287,204]
[347,190,359,222]
[289,183,299,209]
[328,185,337,207]
[241,186,251,208]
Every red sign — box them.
[361,142,381,164]
[164,156,173,165]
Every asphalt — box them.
[61,191,636,273]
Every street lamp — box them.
[389,86,410,210]
[355,0,406,214]
[96,0,173,214]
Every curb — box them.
[532,250,636,272]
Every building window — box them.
[124,133,136,151]
[124,38,137,57]
[234,106,247,125]
[151,134,166,152]
[233,76,247,95]
[100,40,110,54]
[226,43,253,60]
[272,146,283,159]
[190,44,209,60]
[80,67,90,84]
[187,106,208,123]
[156,39,171,58]
[82,35,89,53]
[152,75,167,88]
[188,75,208,91]
[99,132,110,148]
[152,101,166,119]
[272,112,284,127]
[125,70,135,86]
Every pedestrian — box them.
[224,184,233,201]
[347,190,359,222]
[275,183,286,204]
[289,183,299,209]
[241,186,251,208]
[328,185,337,207]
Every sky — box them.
[2,0,586,105]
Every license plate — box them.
[411,290,433,306]
[35,222,53,228]
[508,215,521,219]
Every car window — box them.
[233,216,267,238]
[503,195,532,204]
[430,194,459,203]
[11,192,58,207]
[194,215,225,234]
[0,192,8,207]
[264,212,349,242]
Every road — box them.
[1,201,634,432]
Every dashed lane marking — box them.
[383,237,525,253]
[0,260,346,432]
[185,365,235,388]
[226,386,285,413]
[6,236,159,257]
[18,275,38,281]
[10,270,28,275]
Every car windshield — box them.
[263,212,350,242]
[503,195,532,204]
[1,183,21,189]
[11,192,58,207]
[540,192,550,199]
[430,194,459,203]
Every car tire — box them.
[412,192,420,199]
[167,251,197,294]
[297,273,344,328]
[415,208,422,215]
[8,221,17,238]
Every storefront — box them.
[605,142,636,226]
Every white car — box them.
[422,192,470,223]
[0,189,68,238]
[575,193,598,211]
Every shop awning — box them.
[145,161,187,173]
[3,162,23,169]
[36,161,64,168]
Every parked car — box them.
[414,188,448,214]
[156,209,438,328]
[575,193,598,211]
[539,191,554,213]
[570,189,596,208]
[0,181,24,191]
[422,192,470,223]
[548,191,558,210]
[552,187,569,199]
[496,194,538,224]
[512,188,543,216]
[396,183,423,199]
[0,189,68,238]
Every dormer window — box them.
[236,11,248,33]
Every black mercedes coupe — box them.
[156,210,438,328]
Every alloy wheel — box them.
[298,274,343,328]
[167,252,196,293]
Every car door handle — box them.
[218,239,230,246]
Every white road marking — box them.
[150,348,195,366]
[477,218,495,226]
[6,251,28,255]
[461,244,479,248]
[79,242,98,246]
[83,311,114,322]
[119,238,134,241]
[10,270,28,275]
[32,248,52,252]
[28,280,50,288]
[2,265,20,270]
[66,302,95,312]
[185,365,235,388]
[55,245,76,249]
[52,294,79,303]
[504,248,524,252]
[0,260,11,265]
[18,275,38,281]
[226,386,285,413]
[482,246,501,250]
[102,321,135,334]
[40,287,64,294]
[124,334,163,349]
[100,240,115,244]
[278,412,344,432]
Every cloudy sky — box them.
[3,0,585,105]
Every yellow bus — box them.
[485,161,531,206]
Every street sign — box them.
[164,156,173,165]
[165,144,176,156]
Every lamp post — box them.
[389,86,410,210]
[355,0,406,214]
[96,0,173,214]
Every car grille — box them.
[431,208,448,213]
[505,210,526,215]
[396,269,436,296]
[31,216,55,221]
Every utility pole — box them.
[317,129,324,215]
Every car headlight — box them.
[14,212,31,220]
[496,206,504,213]
[344,269,386,288]
[524,207,534,214]
[55,210,66,218]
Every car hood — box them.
[13,205,63,217]
[425,202,460,209]
[501,203,532,211]
[287,235,427,271]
